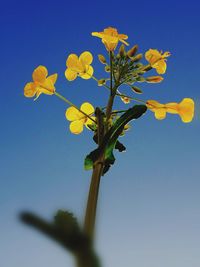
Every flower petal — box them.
[66,54,83,72]
[145,49,161,63]
[91,32,103,38]
[41,76,56,94]
[32,65,48,83]
[79,51,93,65]
[69,120,84,134]
[104,27,118,35]
[154,108,167,120]
[178,98,195,123]
[24,82,37,98]
[102,36,118,51]
[118,34,129,46]
[85,116,96,127]
[80,66,94,79]
[165,102,179,114]
[154,60,167,74]
[147,100,167,119]
[48,73,58,84]
[65,68,78,81]
[80,102,94,116]
[66,54,79,68]
[119,39,129,46]
[118,34,128,40]
[65,106,81,121]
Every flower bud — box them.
[119,44,126,57]
[137,70,146,75]
[130,53,143,62]
[146,76,164,83]
[135,63,143,68]
[105,66,110,72]
[98,79,106,86]
[121,96,131,104]
[136,76,146,82]
[127,45,138,57]
[142,65,152,72]
[131,86,143,94]
[98,54,107,64]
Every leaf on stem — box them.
[84,105,147,174]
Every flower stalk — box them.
[84,52,117,241]
[106,52,117,123]
[84,108,105,240]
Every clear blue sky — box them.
[0,1,200,267]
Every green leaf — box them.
[20,211,101,266]
[84,105,147,174]
[115,140,126,152]
[20,211,84,253]
[84,156,94,170]
[54,210,80,235]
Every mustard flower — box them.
[24,66,57,100]
[65,51,94,81]
[65,102,95,134]
[92,27,129,51]
[145,49,171,74]
[146,98,194,123]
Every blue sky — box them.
[0,0,200,267]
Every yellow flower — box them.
[65,51,94,81]
[65,102,95,134]
[145,49,171,74]
[24,66,57,100]
[146,98,194,123]
[92,27,129,51]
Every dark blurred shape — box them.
[20,210,101,267]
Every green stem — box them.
[84,109,105,241]
[83,157,104,240]
[91,75,146,106]
[54,91,96,124]
[106,52,115,122]
[91,76,110,90]
[83,52,116,242]
[116,91,146,104]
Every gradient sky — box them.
[0,1,200,267]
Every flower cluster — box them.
[24,26,195,137]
